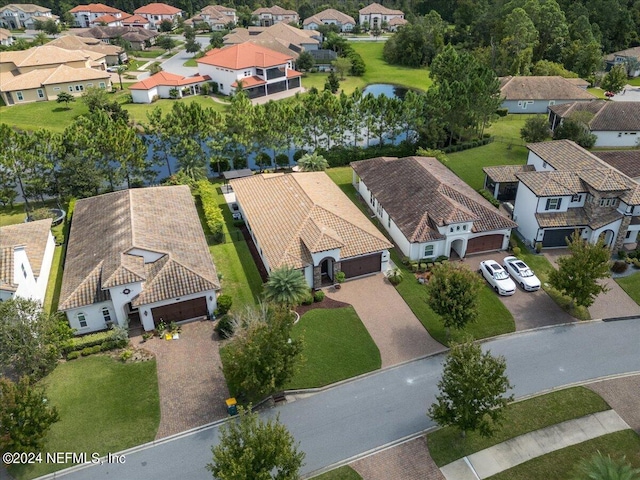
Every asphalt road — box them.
[49,319,640,480]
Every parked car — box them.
[479,260,516,296]
[503,256,541,292]
[106,66,120,73]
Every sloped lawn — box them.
[616,271,640,306]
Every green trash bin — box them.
[225,398,238,416]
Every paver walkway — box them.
[351,437,445,480]
[439,410,630,480]
[135,320,229,439]
[587,374,640,433]
[326,273,446,368]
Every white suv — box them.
[479,260,516,296]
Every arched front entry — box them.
[599,229,616,247]
[320,257,335,283]
[450,239,465,258]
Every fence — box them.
[207,229,244,245]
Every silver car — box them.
[503,256,541,292]
[479,260,516,296]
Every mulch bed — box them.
[295,295,351,316]
[239,224,269,282]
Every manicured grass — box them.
[286,307,380,389]
[0,203,27,226]
[313,466,362,480]
[130,49,165,59]
[616,271,640,306]
[303,42,431,95]
[10,356,160,480]
[628,77,640,87]
[588,87,608,99]
[183,58,198,67]
[427,386,611,467]
[485,114,540,142]
[488,430,640,480]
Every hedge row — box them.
[63,326,128,354]
[197,179,225,243]
[441,137,493,153]
[477,188,501,208]
[318,141,416,168]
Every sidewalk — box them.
[439,410,630,480]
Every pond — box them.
[362,84,411,100]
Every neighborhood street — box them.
[51,318,640,480]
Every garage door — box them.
[151,297,208,325]
[466,234,504,254]
[341,253,382,279]
[542,229,574,247]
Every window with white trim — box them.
[99,82,106,88]
[599,198,618,207]
[102,307,111,323]
[77,312,87,328]
[545,198,562,210]
[16,91,23,101]
[571,194,582,202]
[424,245,434,257]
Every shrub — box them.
[478,188,500,208]
[63,326,128,354]
[301,292,314,305]
[512,246,521,257]
[611,260,628,273]
[120,349,133,362]
[618,250,627,259]
[535,242,543,253]
[197,179,225,243]
[334,271,346,283]
[66,351,80,360]
[496,108,508,117]
[313,290,325,302]
[215,314,234,339]
[81,347,93,356]
[633,259,640,268]
[216,294,233,316]
[387,267,403,285]
[435,255,449,262]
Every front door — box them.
[5,92,14,105]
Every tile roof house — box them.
[78,26,158,50]
[605,46,640,77]
[252,5,298,27]
[122,13,150,28]
[185,5,236,30]
[70,3,125,28]
[231,172,392,288]
[303,9,356,32]
[548,101,640,148]
[134,3,182,29]
[0,27,14,46]
[1,219,55,303]
[0,3,58,29]
[223,23,320,57]
[487,140,640,250]
[359,3,406,31]
[130,71,211,103]
[592,151,640,182]
[49,33,127,65]
[0,44,111,105]
[196,41,302,99]
[59,186,220,334]
[499,76,596,113]
[351,157,517,261]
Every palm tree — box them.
[116,65,127,90]
[297,152,329,172]
[576,452,640,480]
[264,267,309,307]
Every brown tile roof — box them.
[303,9,355,26]
[592,150,640,180]
[483,164,535,183]
[48,34,123,56]
[230,172,392,270]
[499,76,596,101]
[91,14,123,24]
[359,2,404,15]
[564,78,590,88]
[0,28,12,41]
[2,3,51,13]
[253,5,297,16]
[134,3,181,15]
[0,219,52,288]
[351,157,517,243]
[59,186,219,311]
[549,100,640,132]
[535,208,622,230]
[516,171,584,196]
[605,46,640,61]
[78,26,158,41]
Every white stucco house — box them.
[252,5,298,27]
[59,186,220,334]
[358,3,406,31]
[0,219,55,304]
[70,3,126,28]
[489,140,640,249]
[231,172,392,289]
[186,5,236,30]
[499,76,596,113]
[548,101,640,148]
[303,9,355,32]
[196,41,302,99]
[129,71,211,103]
[351,156,517,261]
[0,3,58,29]
[134,3,182,29]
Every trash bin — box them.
[225,397,238,416]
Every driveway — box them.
[463,253,574,330]
[611,85,640,102]
[326,273,446,368]
[543,249,640,320]
[133,320,229,439]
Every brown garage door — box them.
[151,297,208,325]
[341,253,382,279]
[466,234,504,254]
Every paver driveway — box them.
[326,273,446,368]
[135,320,230,439]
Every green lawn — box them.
[313,466,362,480]
[616,271,640,306]
[130,49,165,59]
[587,87,608,99]
[0,203,27,226]
[486,114,540,142]
[286,307,381,389]
[10,356,160,480]
[183,58,198,67]
[427,386,611,467]
[43,242,64,315]
[303,42,431,95]
[628,77,640,87]
[488,430,640,480]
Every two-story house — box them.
[501,140,640,249]
[605,46,640,77]
[358,3,406,31]
[303,9,356,32]
[0,4,57,29]
[252,5,298,27]
[70,3,126,28]
[186,5,236,30]
[196,41,302,99]
[133,3,182,29]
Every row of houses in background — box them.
[69,2,182,29]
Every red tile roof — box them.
[122,14,149,24]
[129,71,210,90]
[91,14,123,24]
[286,69,302,78]
[231,75,265,88]
[70,3,122,13]
[134,3,181,15]
[196,42,292,69]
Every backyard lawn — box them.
[287,307,381,389]
[10,356,160,480]
[616,271,640,306]
[427,386,611,467]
